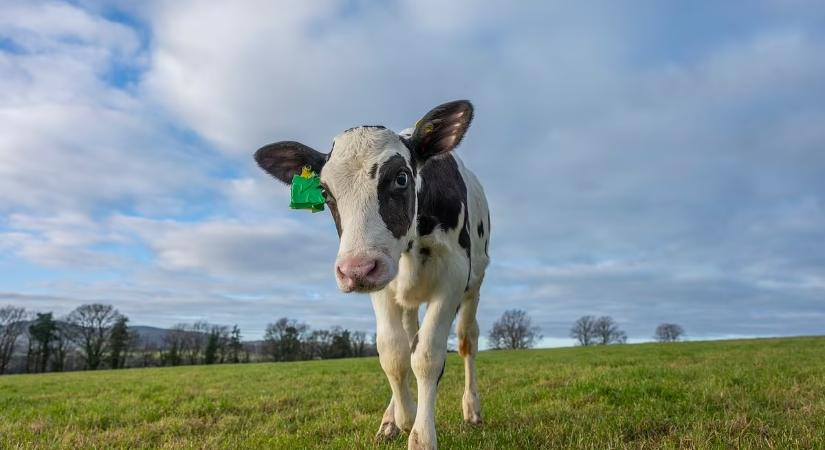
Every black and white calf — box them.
[254,100,489,450]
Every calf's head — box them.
[254,100,473,293]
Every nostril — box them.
[336,265,346,280]
[365,259,379,278]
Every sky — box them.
[1,0,824,345]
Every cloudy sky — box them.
[1,0,824,345]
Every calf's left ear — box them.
[409,100,473,162]
[254,141,326,185]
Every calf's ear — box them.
[254,141,326,185]
[410,100,473,162]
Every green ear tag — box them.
[289,166,325,213]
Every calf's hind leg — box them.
[456,293,482,424]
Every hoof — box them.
[375,422,402,442]
[408,429,428,450]
[464,413,483,426]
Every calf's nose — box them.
[336,257,380,291]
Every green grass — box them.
[1,337,824,449]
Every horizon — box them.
[2,1,824,344]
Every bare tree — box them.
[593,316,627,345]
[66,304,122,370]
[570,315,597,346]
[161,325,187,366]
[351,331,368,357]
[50,321,73,372]
[488,309,542,350]
[654,323,685,342]
[0,306,27,374]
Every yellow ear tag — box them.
[415,119,434,135]
[300,166,314,179]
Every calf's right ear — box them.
[254,141,326,185]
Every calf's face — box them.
[254,100,473,293]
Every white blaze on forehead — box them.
[322,127,411,189]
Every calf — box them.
[254,100,489,450]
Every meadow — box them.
[1,337,823,449]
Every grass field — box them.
[1,337,824,449]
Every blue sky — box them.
[1,0,824,345]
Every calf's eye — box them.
[394,171,408,188]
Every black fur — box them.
[477,221,484,238]
[254,141,326,185]
[437,360,446,385]
[416,155,468,239]
[321,183,343,237]
[411,333,419,354]
[377,154,415,239]
[419,246,430,267]
[369,163,378,179]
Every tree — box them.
[204,325,228,365]
[593,316,627,345]
[228,325,243,363]
[654,323,685,342]
[488,309,542,350]
[28,312,58,373]
[0,306,27,374]
[108,316,131,369]
[329,327,352,359]
[351,331,368,357]
[265,318,308,361]
[162,324,187,366]
[50,321,73,372]
[569,315,597,346]
[66,304,122,370]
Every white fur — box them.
[321,127,489,450]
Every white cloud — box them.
[1,1,824,341]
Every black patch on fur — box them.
[484,211,490,256]
[437,360,446,385]
[405,241,413,253]
[419,246,430,266]
[254,141,326,185]
[369,163,378,179]
[477,220,484,238]
[416,154,472,288]
[410,333,419,354]
[321,183,343,237]
[377,154,415,239]
[461,209,472,291]
[416,155,467,237]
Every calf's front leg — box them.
[372,290,417,440]
[408,294,460,450]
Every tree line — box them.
[0,304,376,376]
[1,304,688,375]
[568,315,685,346]
[485,310,685,349]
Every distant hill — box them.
[129,325,173,346]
